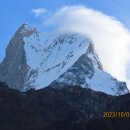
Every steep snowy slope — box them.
[0,24,128,95]
[24,31,91,89]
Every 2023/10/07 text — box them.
[103,112,130,118]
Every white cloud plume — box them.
[32,8,48,17]
[45,6,130,86]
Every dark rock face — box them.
[0,82,130,130]
[0,24,36,91]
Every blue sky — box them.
[1,0,130,62]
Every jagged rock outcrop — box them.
[0,24,36,90]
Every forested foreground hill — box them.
[0,81,130,130]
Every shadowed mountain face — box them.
[0,24,128,95]
[0,82,130,130]
[0,24,36,90]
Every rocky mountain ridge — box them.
[0,24,128,95]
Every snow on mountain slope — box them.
[89,68,128,95]
[0,24,128,95]
[24,32,91,89]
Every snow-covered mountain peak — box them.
[0,24,129,95]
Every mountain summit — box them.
[0,24,128,95]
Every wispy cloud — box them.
[45,6,130,87]
[32,8,48,17]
